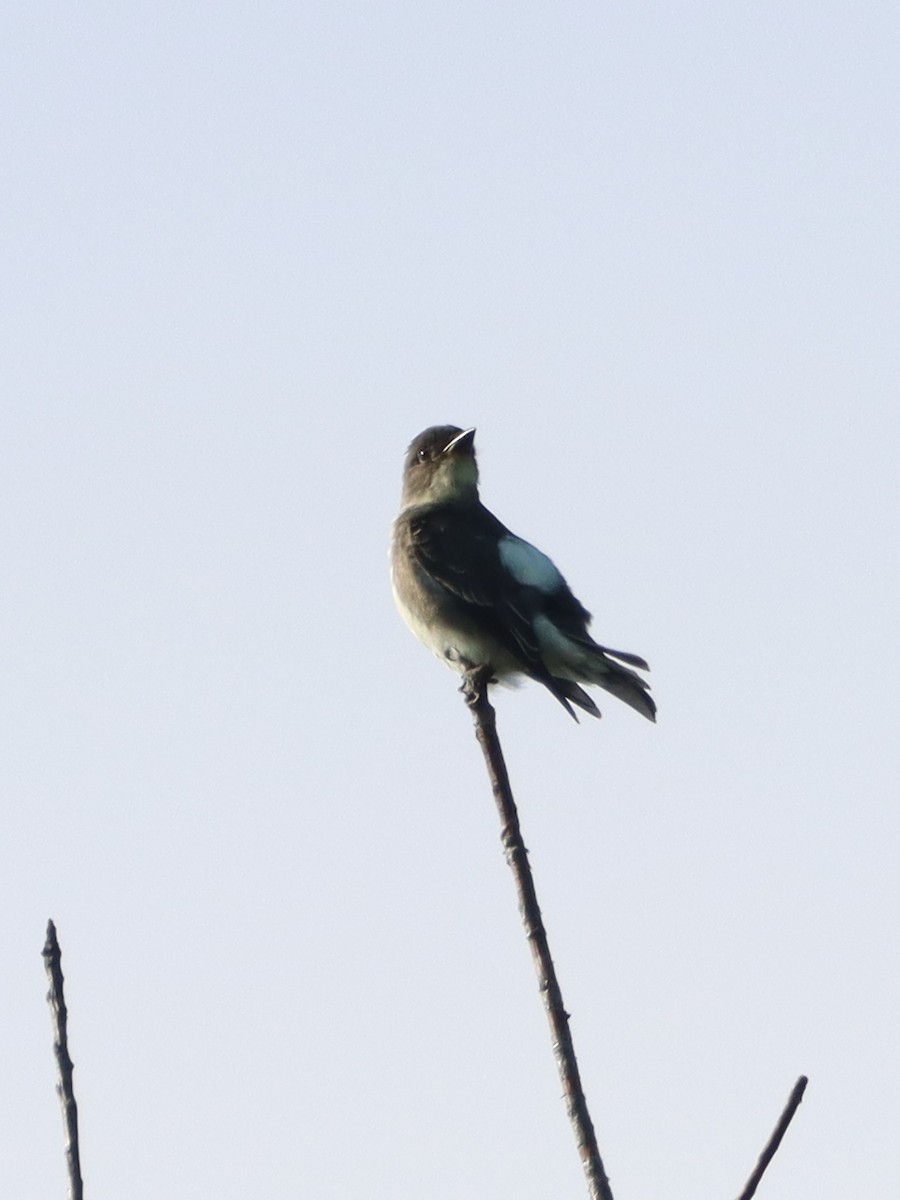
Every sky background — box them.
[2,3,898,1198]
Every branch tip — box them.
[736,1075,808,1200]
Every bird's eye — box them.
[417,448,429,463]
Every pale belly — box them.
[391,566,522,677]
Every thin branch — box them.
[736,1075,808,1200]
[43,920,84,1200]
[462,667,613,1200]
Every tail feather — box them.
[599,645,650,671]
[566,632,650,672]
[580,644,656,723]
[531,615,656,722]
[593,664,656,722]
[550,677,602,721]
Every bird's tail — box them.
[588,646,656,722]
[533,618,656,722]
[547,634,656,722]
[549,677,602,721]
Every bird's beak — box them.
[442,427,476,455]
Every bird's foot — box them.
[460,665,495,709]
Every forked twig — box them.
[462,667,613,1200]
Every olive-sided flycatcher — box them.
[391,425,655,722]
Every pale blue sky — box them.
[2,4,898,1198]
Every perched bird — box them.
[391,425,656,722]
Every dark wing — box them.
[407,503,539,658]
[407,503,584,715]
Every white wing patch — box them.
[499,535,563,593]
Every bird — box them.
[391,425,656,722]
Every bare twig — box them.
[736,1075,808,1200]
[43,920,84,1200]
[462,667,613,1200]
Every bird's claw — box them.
[461,666,495,708]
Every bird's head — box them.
[400,426,479,508]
